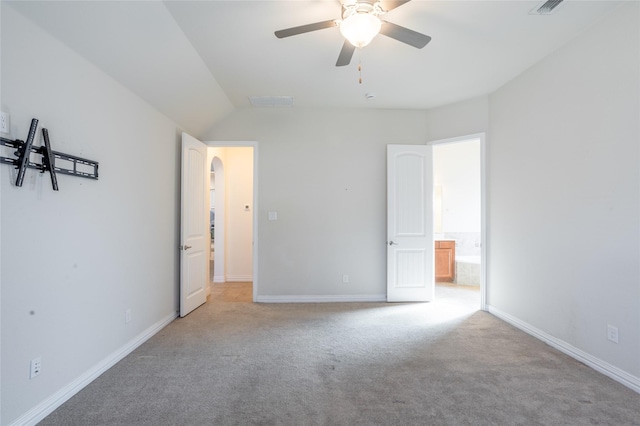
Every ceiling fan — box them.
[275,0,431,67]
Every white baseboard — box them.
[487,305,640,394]
[212,275,225,283]
[225,275,252,282]
[11,311,178,426]
[256,294,386,303]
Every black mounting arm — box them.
[41,128,59,191]
[15,118,39,187]
[0,117,99,190]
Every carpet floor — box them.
[39,285,640,425]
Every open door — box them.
[180,132,208,317]
[387,144,434,302]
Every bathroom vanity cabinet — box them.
[435,240,455,282]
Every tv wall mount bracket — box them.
[0,118,99,190]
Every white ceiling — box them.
[7,0,622,136]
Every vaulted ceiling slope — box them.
[5,0,235,137]
[7,1,622,137]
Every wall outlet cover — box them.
[30,357,42,379]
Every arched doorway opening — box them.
[209,156,225,283]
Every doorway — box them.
[429,134,486,310]
[206,142,258,302]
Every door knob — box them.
[180,245,192,250]
[388,241,398,246]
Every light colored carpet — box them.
[39,285,640,425]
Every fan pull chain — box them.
[358,49,363,84]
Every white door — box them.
[387,144,434,302]
[180,132,209,317]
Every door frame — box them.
[205,140,259,302]
[427,133,487,311]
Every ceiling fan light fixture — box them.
[339,13,382,48]
[274,0,430,68]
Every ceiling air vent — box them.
[249,96,294,108]
[530,0,565,15]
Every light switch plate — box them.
[0,111,9,134]
[607,325,619,343]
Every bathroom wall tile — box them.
[444,232,481,256]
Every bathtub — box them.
[454,256,481,286]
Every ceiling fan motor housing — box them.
[341,0,384,20]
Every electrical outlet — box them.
[342,274,349,283]
[607,325,619,343]
[125,309,132,324]
[30,357,42,379]
[0,111,9,134]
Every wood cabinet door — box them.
[435,241,455,282]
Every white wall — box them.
[488,2,639,379]
[205,108,429,300]
[224,147,253,281]
[1,6,180,425]
[425,96,489,142]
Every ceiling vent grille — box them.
[249,96,294,108]
[530,0,565,15]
